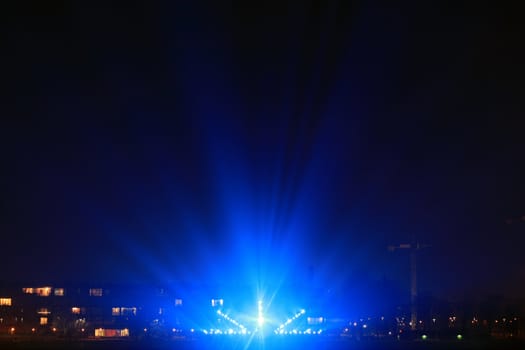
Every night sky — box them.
[1,2,524,300]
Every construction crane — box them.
[388,239,430,331]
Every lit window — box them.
[112,307,136,316]
[35,287,52,296]
[40,317,48,325]
[23,286,53,296]
[54,288,64,296]
[89,288,103,296]
[37,308,51,315]
[95,328,129,337]
[175,299,183,306]
[71,307,80,314]
[0,298,12,306]
[211,299,223,307]
[121,307,136,316]
[307,317,325,325]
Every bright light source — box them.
[257,300,264,328]
[211,299,224,307]
[457,334,463,340]
[422,334,428,340]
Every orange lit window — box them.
[71,307,80,314]
[89,288,103,296]
[35,287,52,296]
[40,317,48,325]
[0,298,12,306]
[37,308,51,315]
[54,288,64,296]
[95,328,129,337]
[112,307,136,316]
[23,287,52,296]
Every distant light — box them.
[362,324,367,329]
[422,334,428,340]
[457,334,463,340]
[257,300,264,327]
[211,299,224,307]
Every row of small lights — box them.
[275,309,306,333]
[199,328,324,336]
[275,328,323,335]
[217,309,246,331]
[202,329,249,335]
[9,327,86,334]
[8,316,518,336]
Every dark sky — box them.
[1,2,524,300]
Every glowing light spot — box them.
[257,300,264,327]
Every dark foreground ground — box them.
[0,338,524,350]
